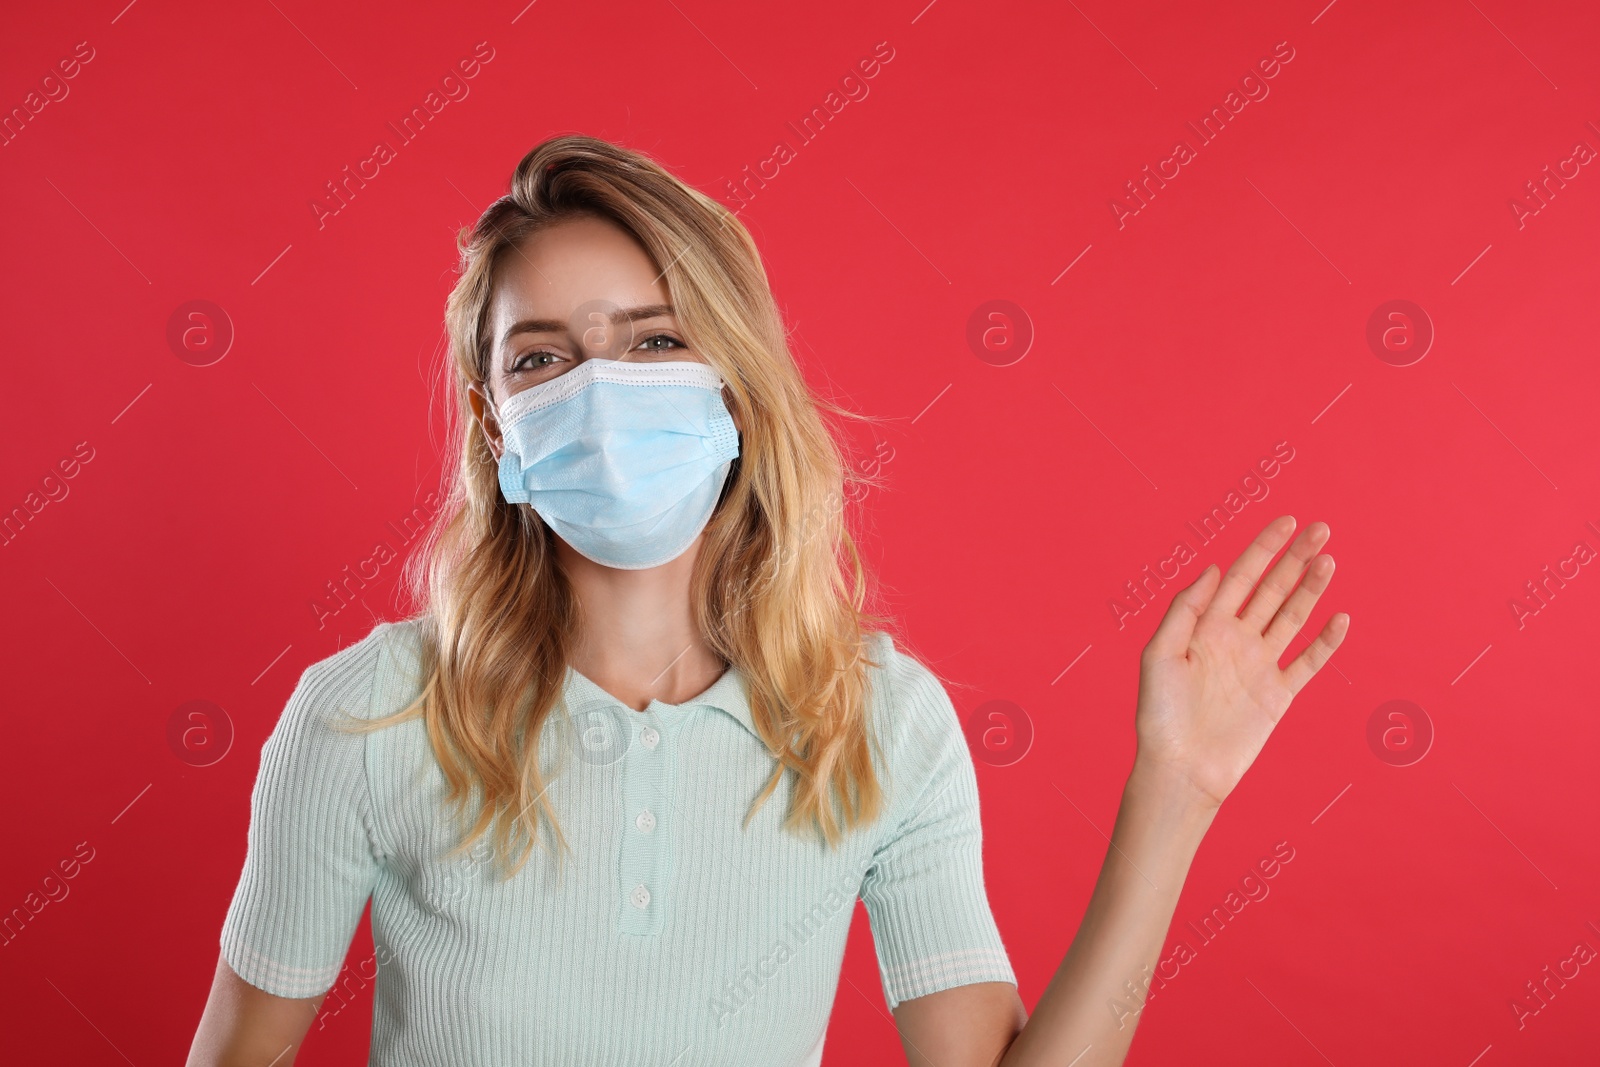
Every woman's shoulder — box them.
[248,619,434,802]
[864,628,959,713]
[861,630,968,775]
[277,616,431,727]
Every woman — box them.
[188,136,1348,1067]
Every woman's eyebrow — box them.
[615,303,675,323]
[499,304,676,348]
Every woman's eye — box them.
[511,351,561,372]
[636,333,686,353]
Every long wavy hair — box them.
[339,135,900,879]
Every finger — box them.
[1262,553,1335,659]
[1281,612,1350,695]
[1241,521,1331,632]
[1209,516,1297,619]
[1144,563,1222,662]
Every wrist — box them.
[1125,755,1223,834]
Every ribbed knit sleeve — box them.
[858,642,1016,1012]
[219,632,384,998]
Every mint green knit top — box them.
[219,618,1015,1065]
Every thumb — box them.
[1144,563,1220,660]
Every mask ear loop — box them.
[712,379,742,513]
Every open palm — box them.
[1134,515,1350,809]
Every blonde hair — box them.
[342,135,899,878]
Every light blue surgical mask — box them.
[496,358,741,569]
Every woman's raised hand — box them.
[1132,515,1350,810]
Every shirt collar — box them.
[562,660,758,739]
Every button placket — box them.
[617,708,672,936]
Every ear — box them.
[466,380,505,461]
[722,384,743,434]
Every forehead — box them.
[486,214,669,339]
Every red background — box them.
[3,0,1598,1063]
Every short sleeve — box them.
[858,640,1016,1011]
[219,634,384,998]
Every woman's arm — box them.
[186,953,325,1067]
[892,762,1212,1067]
[895,515,1348,1066]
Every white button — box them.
[630,884,651,909]
[640,726,660,749]
[635,809,656,833]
